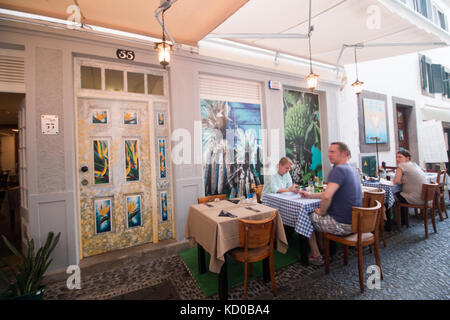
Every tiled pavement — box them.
[42,212,450,300]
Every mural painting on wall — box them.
[283,89,321,186]
[124,111,138,125]
[363,98,388,144]
[93,140,110,184]
[95,198,112,234]
[160,191,168,221]
[158,138,167,178]
[92,110,108,124]
[201,99,264,198]
[127,195,142,228]
[125,140,139,182]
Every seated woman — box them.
[261,157,299,196]
[393,149,427,225]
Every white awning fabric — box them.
[422,105,450,123]
[210,0,450,66]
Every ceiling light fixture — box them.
[155,8,172,68]
[351,46,364,95]
[305,24,318,91]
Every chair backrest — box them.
[363,189,385,208]
[351,200,382,234]
[420,183,439,206]
[197,194,227,204]
[238,212,276,249]
[436,170,446,187]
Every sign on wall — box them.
[41,114,59,135]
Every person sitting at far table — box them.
[299,142,362,266]
[393,149,427,225]
[262,157,299,196]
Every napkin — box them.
[218,210,237,218]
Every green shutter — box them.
[430,64,444,94]
[420,55,427,90]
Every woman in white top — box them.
[393,149,427,225]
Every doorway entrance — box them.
[74,58,174,259]
[396,105,410,151]
[0,92,24,269]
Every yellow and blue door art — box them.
[125,140,139,181]
[92,110,108,124]
[95,198,112,234]
[124,111,138,125]
[126,195,142,228]
[157,112,165,126]
[160,192,168,221]
[93,140,109,184]
[158,138,167,178]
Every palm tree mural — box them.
[283,90,322,186]
[201,99,264,198]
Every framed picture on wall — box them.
[363,98,388,144]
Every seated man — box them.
[262,157,299,196]
[299,142,362,265]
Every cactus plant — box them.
[0,232,60,298]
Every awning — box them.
[422,105,450,123]
[208,0,450,66]
[0,0,248,46]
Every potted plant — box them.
[0,231,60,300]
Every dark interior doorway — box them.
[0,92,23,272]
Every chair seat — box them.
[325,232,374,245]
[229,246,270,263]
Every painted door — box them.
[396,106,409,151]
[77,98,153,257]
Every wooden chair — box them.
[324,200,383,293]
[394,183,439,239]
[363,189,386,248]
[197,194,227,204]
[435,170,448,221]
[228,212,277,300]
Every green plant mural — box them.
[283,89,322,186]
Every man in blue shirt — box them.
[299,142,362,265]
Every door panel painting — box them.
[94,140,110,184]
[126,195,142,228]
[125,140,139,182]
[95,198,112,234]
[77,98,154,257]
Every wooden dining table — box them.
[184,199,288,300]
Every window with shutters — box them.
[420,54,434,97]
[419,54,450,98]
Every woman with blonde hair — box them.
[262,157,299,196]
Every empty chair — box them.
[363,189,387,247]
[324,200,383,293]
[394,183,439,239]
[197,194,227,204]
[434,170,448,221]
[228,212,277,300]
